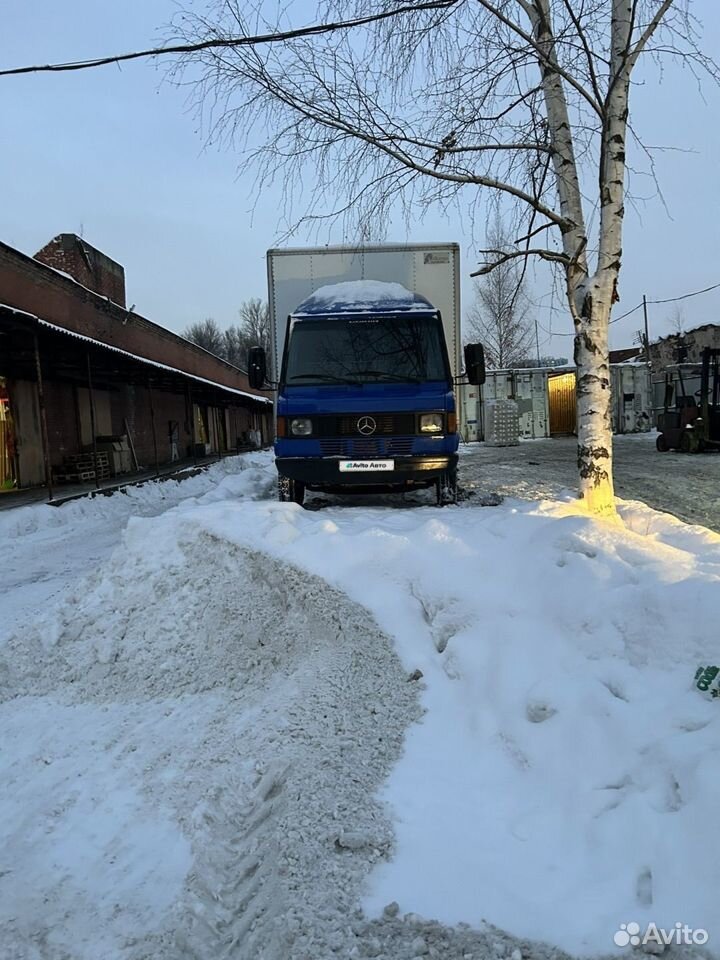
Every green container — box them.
[694,665,720,698]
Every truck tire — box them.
[278,475,306,505]
[679,430,699,454]
[655,433,669,452]
[436,466,458,506]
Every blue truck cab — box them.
[248,280,485,506]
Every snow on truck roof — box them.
[291,280,436,317]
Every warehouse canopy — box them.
[0,305,272,407]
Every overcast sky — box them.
[1,1,719,357]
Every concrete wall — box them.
[77,387,112,447]
[44,381,81,466]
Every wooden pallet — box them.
[54,470,96,484]
[66,453,109,466]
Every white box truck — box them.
[267,244,462,386]
[247,243,485,505]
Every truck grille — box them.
[317,413,416,437]
[319,437,415,457]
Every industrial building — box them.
[0,234,273,500]
[648,323,720,413]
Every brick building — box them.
[35,234,127,308]
[647,324,720,418]
[648,323,720,369]
[0,235,272,497]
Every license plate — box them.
[339,460,395,472]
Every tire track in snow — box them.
[2,525,423,959]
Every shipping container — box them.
[472,364,651,440]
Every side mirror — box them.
[247,346,267,390]
[464,343,486,385]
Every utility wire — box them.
[0,0,458,77]
[547,278,720,335]
[610,301,643,323]
[649,280,720,306]
[611,280,720,323]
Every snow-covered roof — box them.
[654,322,720,343]
[488,361,647,375]
[291,280,436,317]
[0,304,272,405]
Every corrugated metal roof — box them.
[0,304,272,405]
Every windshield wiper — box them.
[289,373,361,385]
[354,369,422,384]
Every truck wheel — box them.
[679,431,699,454]
[278,475,306,505]
[436,467,458,506]
[656,434,669,452]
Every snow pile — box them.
[0,452,275,642]
[293,280,434,315]
[3,452,720,958]
[0,451,274,543]
[188,494,720,955]
[1,531,422,959]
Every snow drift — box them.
[193,493,720,954]
[2,449,719,958]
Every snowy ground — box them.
[2,448,720,960]
[459,433,720,533]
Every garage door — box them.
[548,372,577,435]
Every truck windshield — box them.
[283,314,449,386]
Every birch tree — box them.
[171,0,715,517]
[466,213,535,369]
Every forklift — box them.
[656,347,720,453]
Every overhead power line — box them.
[649,280,720,306]
[610,280,720,324]
[610,301,643,323]
[0,0,458,78]
[547,277,720,336]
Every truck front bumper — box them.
[276,454,457,490]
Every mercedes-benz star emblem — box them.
[357,415,377,436]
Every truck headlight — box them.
[419,413,443,433]
[290,417,313,436]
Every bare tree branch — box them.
[628,0,676,67]
[0,0,460,77]
[471,247,571,276]
[474,0,605,118]
[466,213,537,367]
[514,220,555,245]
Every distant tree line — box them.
[183,299,270,368]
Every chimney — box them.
[34,234,126,307]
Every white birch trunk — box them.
[528,0,634,517]
[570,0,633,516]
[572,281,615,516]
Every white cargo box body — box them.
[266,244,463,423]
